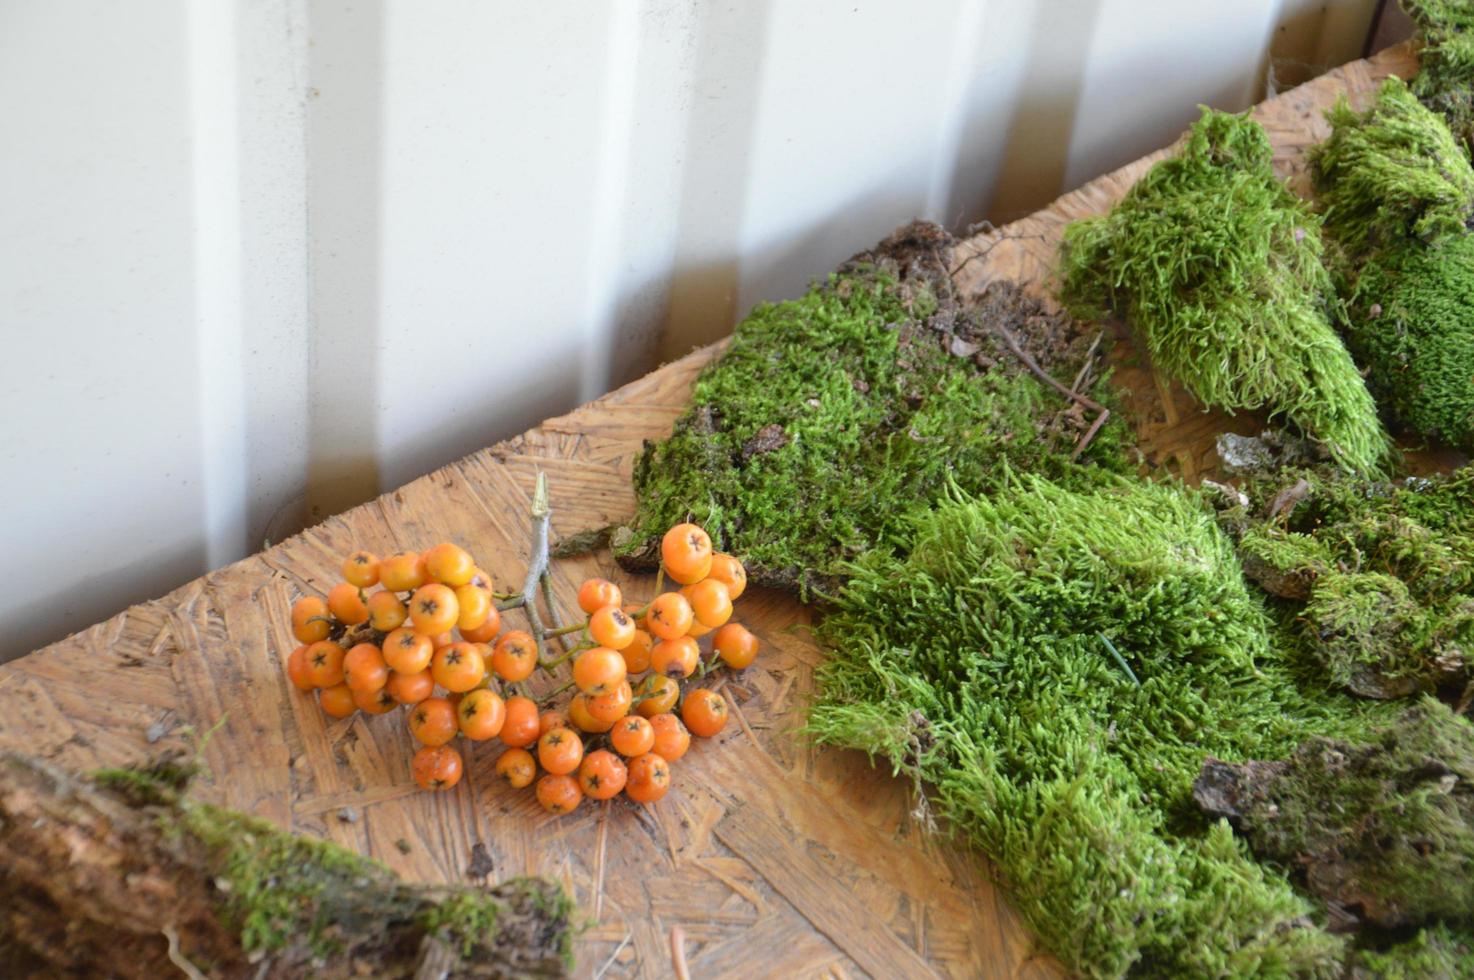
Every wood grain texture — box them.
[0,43,1430,979]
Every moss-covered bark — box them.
[807,475,1409,978]
[617,221,1130,595]
[1195,699,1474,932]
[0,753,573,978]
[1218,466,1474,699]
[1059,109,1390,475]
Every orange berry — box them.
[536,773,583,814]
[409,583,459,635]
[412,744,463,790]
[431,631,456,649]
[327,582,370,626]
[578,749,627,800]
[588,605,636,650]
[385,667,434,704]
[304,640,346,688]
[286,644,316,691]
[491,630,537,682]
[568,693,616,733]
[587,680,633,724]
[610,715,655,757]
[682,689,728,738]
[537,727,585,775]
[651,635,700,679]
[431,641,486,693]
[662,523,713,585]
[625,752,671,804]
[499,696,540,748]
[424,543,476,587]
[539,710,567,737]
[713,623,759,670]
[573,647,626,696]
[647,592,694,641]
[352,686,397,715]
[621,629,654,673]
[457,688,506,740]
[650,712,691,761]
[319,683,356,719]
[454,584,493,631]
[706,553,747,601]
[686,619,713,639]
[367,590,408,632]
[408,697,458,747]
[291,595,332,643]
[379,551,428,592]
[577,578,622,615]
[382,629,434,674]
[341,550,380,588]
[495,747,537,789]
[460,604,502,643]
[343,643,389,694]
[468,566,495,590]
[684,579,732,629]
[635,674,680,717]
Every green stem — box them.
[1098,633,1142,687]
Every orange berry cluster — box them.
[281,521,760,813]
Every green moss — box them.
[809,475,1400,978]
[1343,235,1474,450]
[89,762,573,967]
[1314,78,1474,257]
[621,231,1130,594]
[1203,699,1474,930]
[1059,109,1390,474]
[1227,467,1474,696]
[1311,77,1474,450]
[1349,923,1474,978]
[1404,0,1474,159]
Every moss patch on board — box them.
[1059,108,1390,474]
[808,475,1404,978]
[1218,465,1474,699]
[1313,77,1474,450]
[616,222,1131,595]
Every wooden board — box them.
[0,43,1433,979]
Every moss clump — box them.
[1222,466,1474,698]
[619,223,1130,595]
[1059,108,1390,474]
[1312,78,1474,450]
[1349,923,1474,978]
[1404,0,1474,160]
[1314,78,1474,258]
[1195,699,1474,931]
[809,475,1400,978]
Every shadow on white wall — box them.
[0,0,1386,658]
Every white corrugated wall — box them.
[0,0,1386,659]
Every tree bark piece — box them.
[0,753,572,979]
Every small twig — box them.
[1068,331,1105,395]
[1070,408,1111,461]
[162,924,208,980]
[592,799,611,921]
[1098,633,1141,687]
[987,313,1105,414]
[592,933,632,980]
[669,926,691,980]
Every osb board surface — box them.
[0,43,1433,980]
